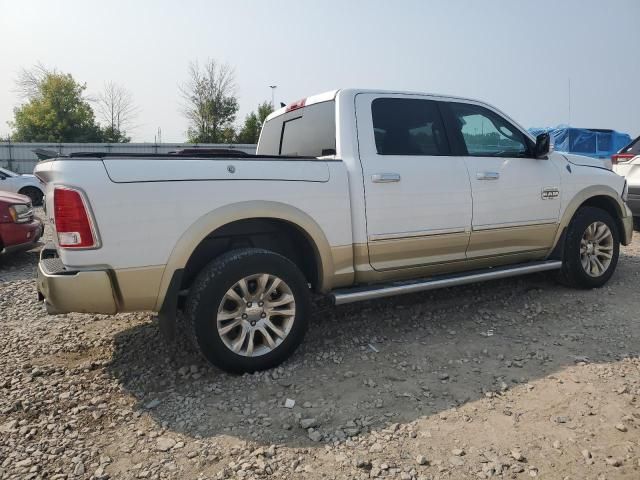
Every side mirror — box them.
[534,133,552,158]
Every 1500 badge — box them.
[542,188,560,199]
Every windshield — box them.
[0,167,17,177]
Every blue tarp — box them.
[528,126,631,159]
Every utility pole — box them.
[269,85,277,108]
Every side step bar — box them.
[331,260,563,305]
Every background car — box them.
[612,135,640,230]
[0,166,45,206]
[0,192,43,255]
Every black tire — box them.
[185,248,311,373]
[19,187,43,206]
[557,206,620,289]
[634,217,640,232]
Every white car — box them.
[612,135,640,229]
[0,167,45,205]
[34,89,634,373]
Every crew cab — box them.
[34,89,634,373]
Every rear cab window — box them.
[257,101,336,157]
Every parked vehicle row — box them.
[0,166,45,205]
[0,192,43,255]
[33,88,634,373]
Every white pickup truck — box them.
[35,89,634,373]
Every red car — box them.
[0,192,43,254]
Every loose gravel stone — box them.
[0,211,638,479]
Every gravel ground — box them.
[1,212,639,479]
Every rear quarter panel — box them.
[36,158,353,272]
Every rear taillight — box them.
[53,187,98,248]
[611,153,635,165]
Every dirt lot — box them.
[1,214,639,480]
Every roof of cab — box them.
[266,88,490,122]
[266,88,534,141]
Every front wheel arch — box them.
[18,186,44,206]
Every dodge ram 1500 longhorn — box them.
[34,89,634,373]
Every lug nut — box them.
[247,302,252,308]
[258,301,264,307]
[261,312,266,318]
[242,314,248,319]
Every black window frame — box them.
[370,97,453,157]
[278,115,303,155]
[439,101,535,158]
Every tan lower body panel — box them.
[351,222,558,286]
[329,244,356,289]
[367,231,470,271]
[353,244,549,285]
[112,266,165,311]
[466,222,559,259]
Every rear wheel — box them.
[558,206,619,288]
[185,248,311,373]
[19,187,43,206]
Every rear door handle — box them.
[372,173,401,183]
[476,171,500,180]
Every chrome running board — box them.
[331,260,562,305]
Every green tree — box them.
[236,101,274,144]
[10,68,102,142]
[100,125,131,143]
[180,60,239,143]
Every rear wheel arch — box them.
[181,217,322,293]
[154,201,335,311]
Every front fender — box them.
[552,185,633,251]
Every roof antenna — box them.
[280,102,286,108]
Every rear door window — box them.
[371,98,450,155]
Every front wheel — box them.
[185,248,311,373]
[558,206,620,289]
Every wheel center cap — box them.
[587,242,595,254]
[245,305,263,323]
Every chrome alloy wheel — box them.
[216,274,296,357]
[580,221,614,277]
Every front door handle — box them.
[476,171,500,180]
[372,173,401,183]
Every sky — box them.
[0,0,639,142]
